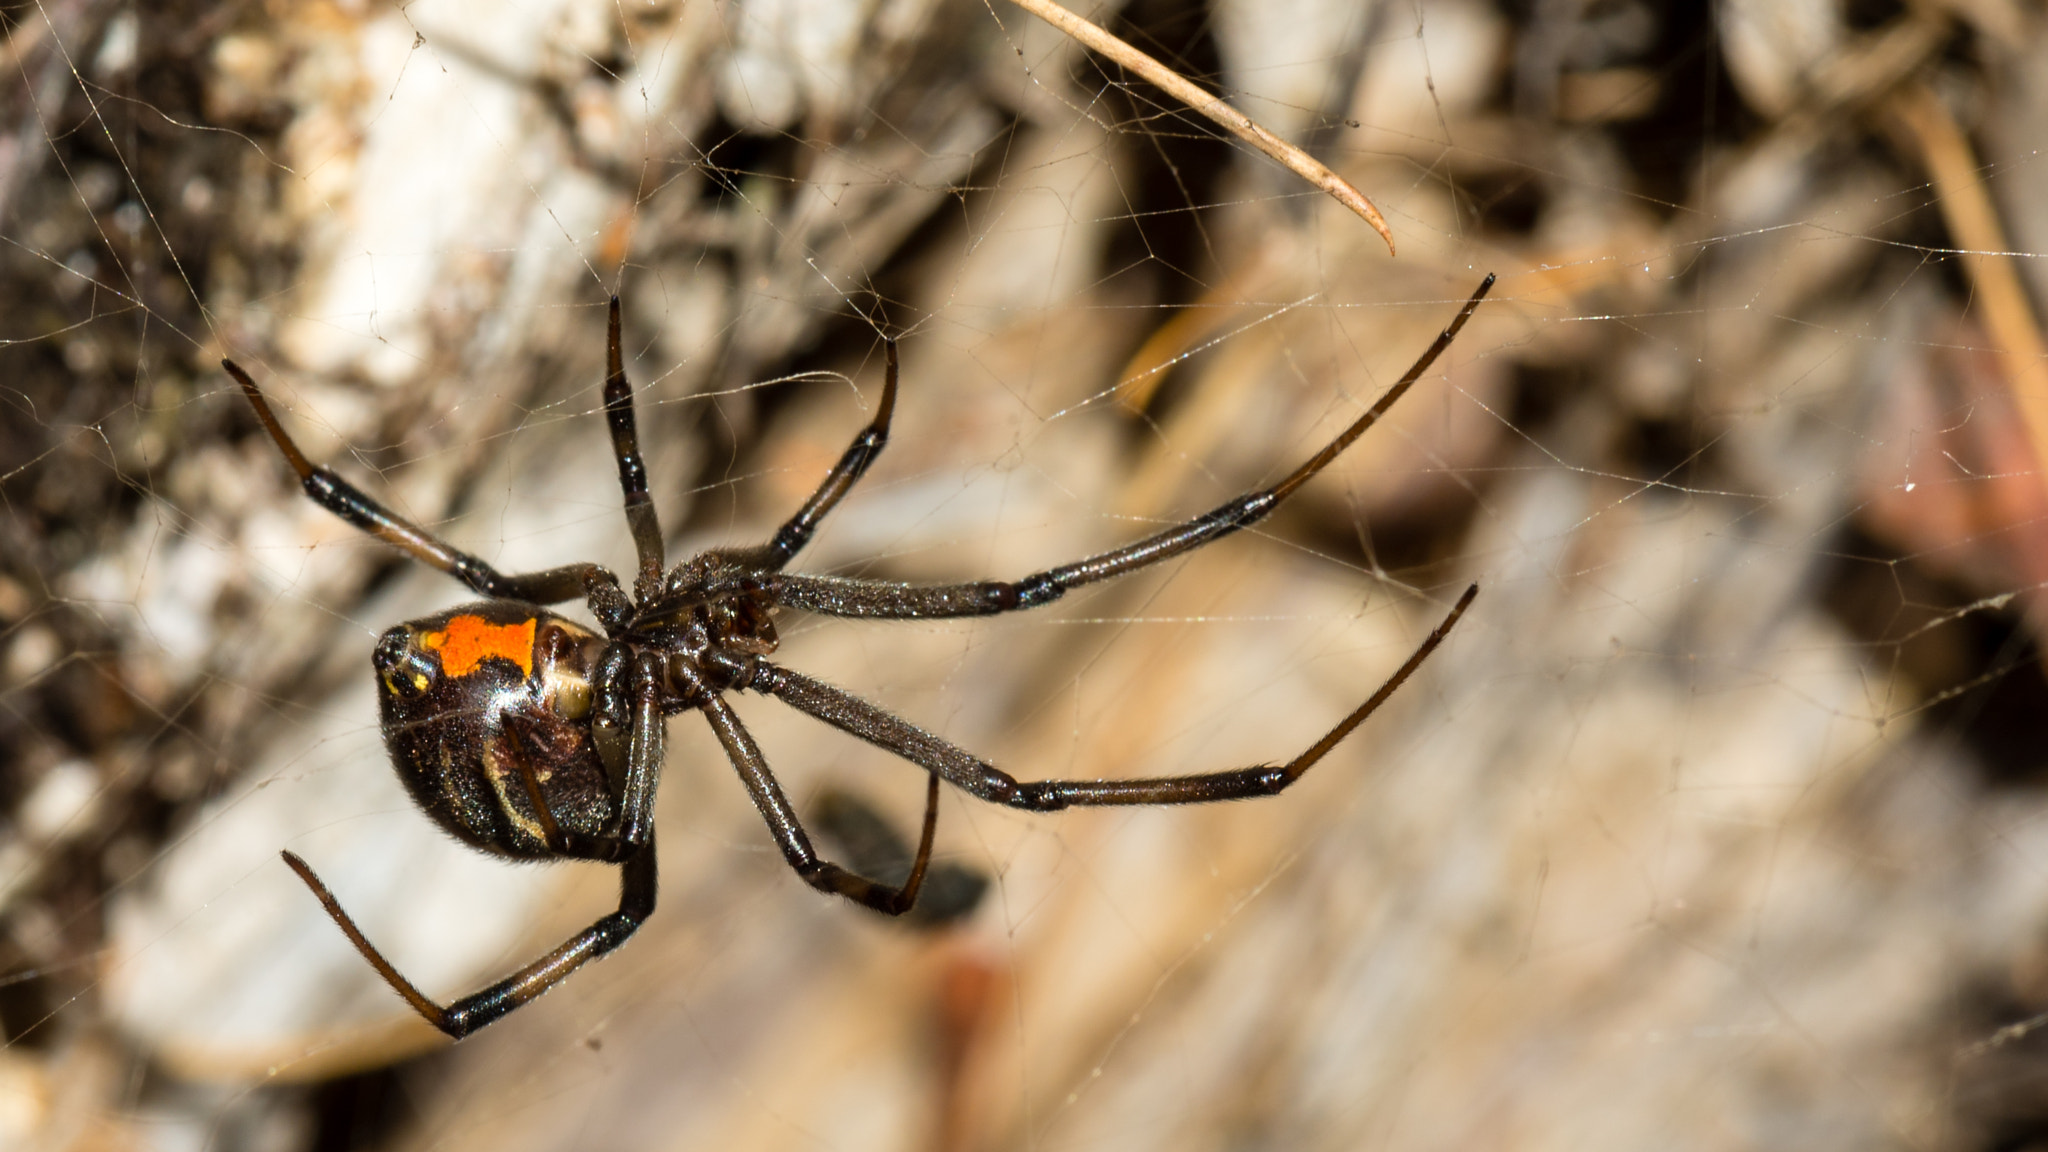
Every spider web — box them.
[4,0,2048,1149]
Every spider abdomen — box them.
[373,602,616,859]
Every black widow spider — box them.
[223,274,1492,1039]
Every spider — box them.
[223,274,1493,1039]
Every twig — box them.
[1007,0,1396,256]
[1890,84,2048,490]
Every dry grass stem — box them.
[1006,0,1397,254]
[1892,83,2048,489]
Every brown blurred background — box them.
[6,0,2048,1149]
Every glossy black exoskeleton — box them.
[373,602,611,859]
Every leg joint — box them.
[988,777,1066,811]
[1012,572,1065,610]
[1018,783,1068,811]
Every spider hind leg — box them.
[744,584,1477,810]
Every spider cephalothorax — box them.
[228,277,1492,1038]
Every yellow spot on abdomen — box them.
[420,615,536,678]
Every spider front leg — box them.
[601,297,665,597]
[754,275,1496,621]
[282,839,656,1039]
[748,338,900,571]
[702,695,938,914]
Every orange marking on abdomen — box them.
[420,615,537,678]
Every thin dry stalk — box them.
[1891,84,2048,490]
[1006,0,1397,255]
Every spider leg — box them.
[508,740,635,860]
[738,585,1474,810]
[601,297,665,597]
[224,359,604,605]
[512,749,575,855]
[701,695,937,914]
[747,338,899,571]
[575,642,671,856]
[614,650,667,851]
[756,275,1494,620]
[281,839,656,1040]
